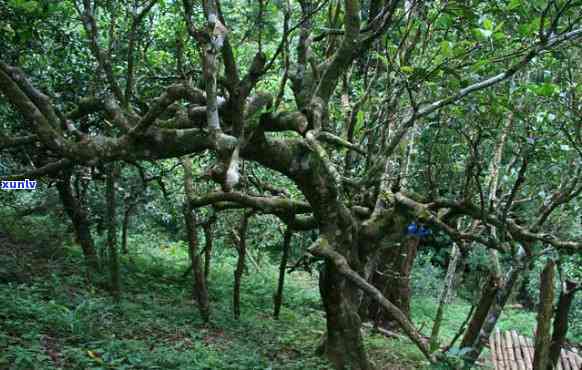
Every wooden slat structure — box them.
[490,329,582,370]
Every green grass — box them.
[0,229,564,370]
[412,296,538,345]
[0,238,333,369]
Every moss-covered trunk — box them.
[460,273,500,349]
[319,258,371,370]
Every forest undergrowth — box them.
[0,226,548,370]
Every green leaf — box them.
[8,0,38,13]
[355,111,365,131]
[400,66,414,74]
[439,41,453,57]
[508,0,521,10]
[534,83,559,97]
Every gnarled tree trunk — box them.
[318,252,371,370]
[460,273,501,349]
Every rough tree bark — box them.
[533,260,555,370]
[462,248,528,365]
[2,2,581,370]
[368,237,419,327]
[311,238,436,364]
[318,257,371,370]
[182,157,210,322]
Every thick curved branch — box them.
[317,131,366,155]
[244,92,273,118]
[259,111,309,134]
[0,65,65,152]
[0,63,62,129]
[0,135,38,150]
[189,191,312,215]
[132,84,205,134]
[394,193,499,250]
[0,159,72,181]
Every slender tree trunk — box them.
[274,228,292,319]
[182,158,210,322]
[462,248,528,366]
[430,242,461,351]
[106,163,120,300]
[121,201,137,255]
[548,280,579,369]
[233,212,249,320]
[202,222,213,280]
[398,237,419,317]
[460,273,500,349]
[533,260,555,370]
[56,172,99,271]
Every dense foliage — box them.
[1,0,581,369]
